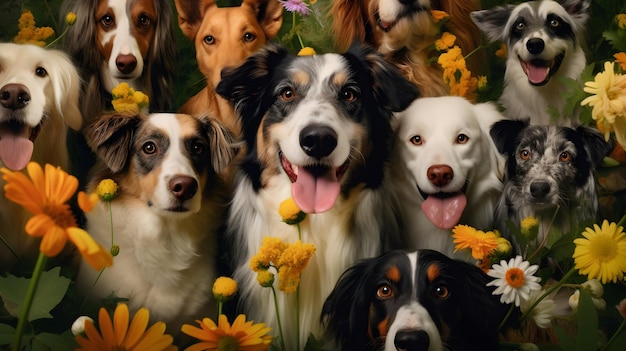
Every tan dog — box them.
[175,0,283,135]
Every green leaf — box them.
[603,29,626,52]
[553,324,577,351]
[606,325,626,351]
[575,289,600,351]
[0,323,16,347]
[0,267,70,321]
[31,330,77,351]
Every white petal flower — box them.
[71,315,93,336]
[520,290,555,328]
[486,255,542,306]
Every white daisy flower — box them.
[520,289,555,328]
[486,255,541,306]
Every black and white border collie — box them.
[322,250,507,351]
[471,0,590,125]
[77,112,236,336]
[216,43,420,348]
[490,119,610,251]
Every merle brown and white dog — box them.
[215,43,420,348]
[322,249,508,351]
[77,112,235,335]
[490,119,610,252]
[471,0,590,125]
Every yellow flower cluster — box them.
[111,83,150,114]
[580,61,626,148]
[452,224,502,261]
[435,30,486,102]
[13,10,54,47]
[250,237,316,293]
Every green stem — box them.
[217,301,223,319]
[12,253,48,351]
[292,11,305,49]
[46,26,68,48]
[603,318,626,351]
[527,205,560,261]
[616,212,626,228]
[80,267,106,310]
[463,45,483,60]
[519,267,577,323]
[271,286,287,351]
[497,303,515,332]
[108,201,115,247]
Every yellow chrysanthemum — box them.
[75,304,176,351]
[615,52,626,71]
[213,276,238,302]
[452,224,499,260]
[13,10,54,46]
[580,61,626,147]
[276,241,316,293]
[278,197,306,224]
[97,178,119,201]
[430,9,449,23]
[573,220,626,284]
[249,237,287,272]
[616,14,626,29]
[1,163,112,270]
[182,314,272,351]
[435,32,456,51]
[297,47,316,56]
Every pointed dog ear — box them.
[242,0,283,39]
[84,113,143,173]
[489,118,530,156]
[471,5,515,43]
[174,0,216,41]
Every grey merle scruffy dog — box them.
[490,119,611,252]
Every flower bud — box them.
[256,270,275,288]
[65,12,77,26]
[110,244,120,257]
[97,179,119,201]
[520,216,539,241]
[581,279,604,298]
[569,290,580,312]
[212,276,238,303]
[71,316,93,336]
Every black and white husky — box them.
[471,0,590,125]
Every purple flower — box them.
[281,0,310,16]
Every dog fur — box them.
[61,0,177,121]
[471,0,590,125]
[215,43,420,348]
[322,249,507,351]
[174,0,283,136]
[330,0,484,97]
[77,112,236,335]
[388,96,505,258]
[0,43,82,270]
[490,119,610,252]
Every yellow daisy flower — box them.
[278,197,306,224]
[213,276,238,302]
[1,163,112,270]
[573,220,626,284]
[76,304,176,351]
[182,314,272,351]
[452,224,499,260]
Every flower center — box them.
[505,267,526,288]
[589,234,616,261]
[43,203,77,228]
[217,335,240,351]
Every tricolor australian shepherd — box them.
[322,250,507,351]
[490,119,610,252]
[471,0,590,125]
[77,112,235,335]
[215,43,420,348]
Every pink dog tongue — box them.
[524,62,550,84]
[292,167,340,214]
[0,135,34,171]
[421,193,467,230]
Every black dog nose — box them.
[116,54,138,74]
[395,329,430,350]
[526,38,545,55]
[0,83,31,109]
[299,125,337,159]
[169,175,198,201]
[530,181,550,198]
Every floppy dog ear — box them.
[560,0,591,32]
[329,0,372,52]
[577,125,612,168]
[203,116,238,173]
[84,113,143,173]
[148,0,177,113]
[489,118,530,156]
[243,0,283,39]
[471,5,515,43]
[47,49,83,131]
[174,0,216,40]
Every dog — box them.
[490,119,610,253]
[322,249,508,351]
[0,43,82,270]
[76,111,236,335]
[329,0,484,97]
[388,96,505,258]
[60,0,177,121]
[471,0,590,125]
[174,0,283,136]
[215,43,420,348]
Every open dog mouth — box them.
[417,181,468,230]
[519,52,565,86]
[0,119,41,171]
[280,151,349,214]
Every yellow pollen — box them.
[43,203,77,228]
[505,267,526,288]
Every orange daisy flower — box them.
[182,314,272,351]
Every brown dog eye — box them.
[192,142,205,155]
[377,284,393,299]
[101,14,114,28]
[280,87,296,101]
[456,134,469,144]
[243,32,255,42]
[559,151,571,162]
[204,35,215,45]
[435,285,449,299]
[341,88,358,102]
[143,141,156,154]
[520,149,531,160]
[410,135,422,146]
[35,67,47,77]
[138,14,151,27]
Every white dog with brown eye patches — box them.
[388,96,506,258]
[471,0,590,125]
[0,43,82,270]
[77,112,235,336]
